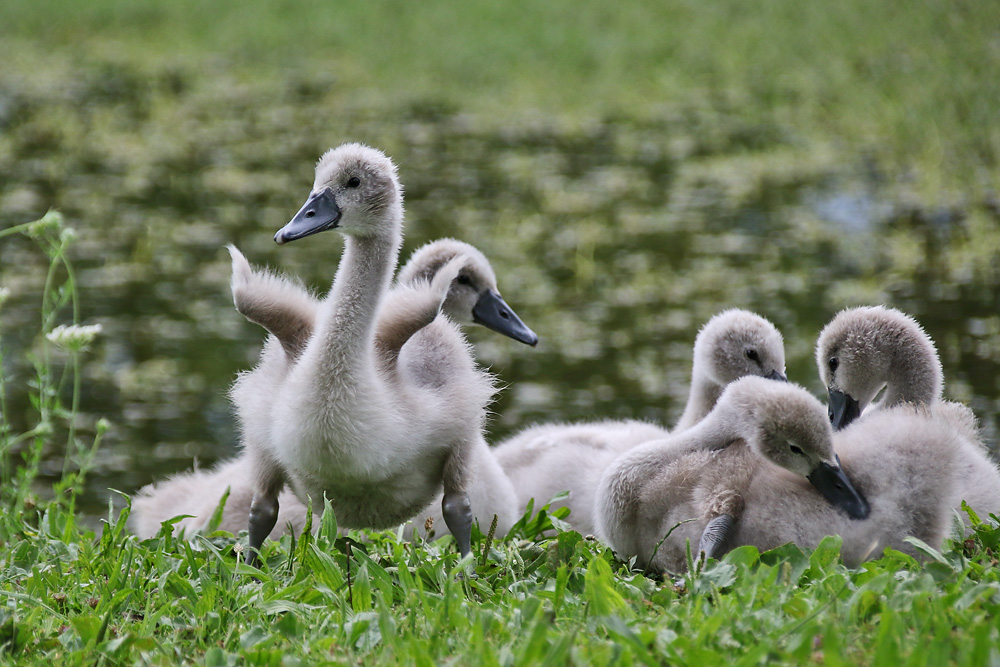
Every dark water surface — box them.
[1,65,998,516]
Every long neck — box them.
[621,404,741,486]
[662,407,740,458]
[673,369,723,432]
[599,401,742,550]
[309,219,403,391]
[880,332,943,408]
[882,345,942,409]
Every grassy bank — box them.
[2,493,999,665]
[2,0,998,199]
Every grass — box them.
[3,482,1000,665]
[2,214,1000,664]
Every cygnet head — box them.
[695,309,787,386]
[275,143,402,244]
[397,238,539,346]
[720,376,870,520]
[816,305,943,430]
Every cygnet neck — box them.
[310,218,403,390]
[880,338,942,409]
[674,371,724,432]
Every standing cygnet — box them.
[241,143,496,564]
[129,239,535,540]
[595,377,868,573]
[816,304,999,520]
[225,237,536,550]
[226,237,537,496]
[447,308,788,538]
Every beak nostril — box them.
[305,210,316,218]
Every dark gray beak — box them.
[807,457,869,520]
[472,290,538,346]
[828,389,862,430]
[274,188,341,245]
[765,369,788,382]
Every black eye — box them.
[745,348,760,362]
[828,357,839,373]
[456,274,471,285]
[346,176,361,188]
[789,445,804,456]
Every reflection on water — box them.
[1,64,998,515]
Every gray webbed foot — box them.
[441,491,473,557]
[698,514,736,562]
[246,493,280,569]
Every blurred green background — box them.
[1,0,998,514]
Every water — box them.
[1,64,998,516]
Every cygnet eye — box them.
[456,273,472,285]
[346,176,361,188]
[828,357,839,373]
[789,444,805,456]
[745,348,760,363]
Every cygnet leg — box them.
[441,491,473,557]
[247,493,279,568]
[698,514,735,561]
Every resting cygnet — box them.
[435,308,787,539]
[129,240,534,541]
[594,377,868,573]
[130,458,310,541]
[816,305,944,430]
[816,304,1000,519]
[238,143,498,564]
[728,389,1000,567]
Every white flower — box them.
[45,323,103,353]
[27,211,64,238]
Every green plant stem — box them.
[0,213,96,517]
[61,352,81,478]
[0,220,42,240]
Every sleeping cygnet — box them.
[594,377,868,573]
